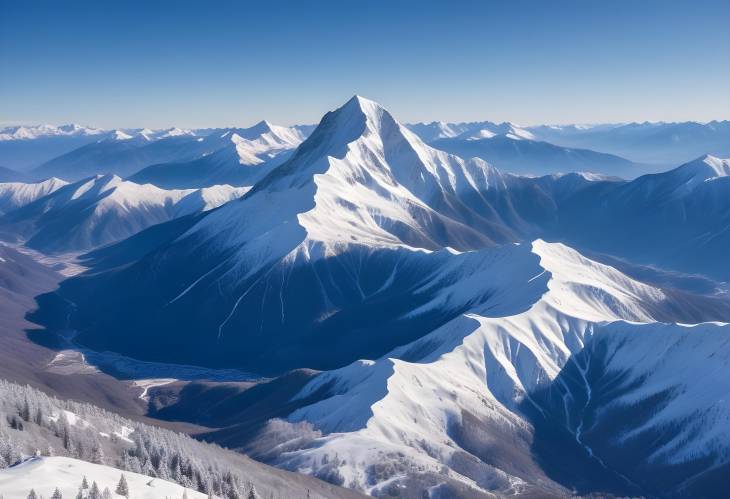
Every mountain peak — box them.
[676,154,730,181]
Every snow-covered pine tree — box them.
[89,481,101,499]
[51,487,63,499]
[91,443,104,464]
[115,474,129,497]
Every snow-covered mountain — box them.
[0,177,69,215]
[406,121,535,142]
[0,123,105,141]
[408,120,730,176]
[428,133,644,178]
[552,154,730,280]
[129,121,308,189]
[253,240,729,498]
[0,176,245,253]
[26,97,730,498]
[30,132,201,181]
[47,96,610,373]
[31,121,308,184]
[527,120,730,166]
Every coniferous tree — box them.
[20,397,31,422]
[26,490,38,499]
[51,488,63,499]
[81,475,89,489]
[102,488,112,499]
[90,481,101,499]
[91,443,104,464]
[115,474,129,497]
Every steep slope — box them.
[0,379,368,499]
[429,133,644,178]
[552,154,730,280]
[174,184,249,217]
[236,240,729,498]
[45,96,605,374]
[0,177,69,215]
[0,176,243,253]
[129,122,306,189]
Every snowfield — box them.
[0,457,207,498]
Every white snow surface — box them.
[174,184,249,217]
[0,124,105,141]
[182,96,512,283]
[1,175,248,252]
[0,457,207,498]
[276,239,728,493]
[0,177,68,214]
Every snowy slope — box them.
[271,240,730,497]
[0,176,242,253]
[0,457,206,499]
[428,133,644,178]
[174,184,249,217]
[53,96,610,373]
[129,122,307,189]
[553,154,730,280]
[0,178,69,215]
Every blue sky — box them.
[1,0,728,128]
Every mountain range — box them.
[0,175,246,253]
[2,96,729,498]
[4,118,728,182]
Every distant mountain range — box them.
[405,119,730,177]
[3,119,728,181]
[0,175,245,253]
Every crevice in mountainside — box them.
[521,347,650,498]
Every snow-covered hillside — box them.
[129,122,307,189]
[241,240,726,497]
[0,379,365,499]
[0,176,244,253]
[0,457,208,499]
[31,121,309,184]
[427,133,644,178]
[0,178,68,215]
[553,154,730,280]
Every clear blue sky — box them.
[1,0,728,128]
